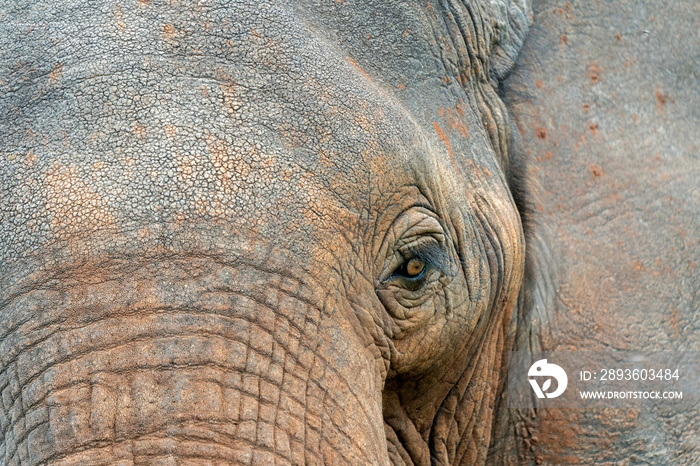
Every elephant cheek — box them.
[0,262,389,465]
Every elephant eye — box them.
[384,241,450,291]
[390,256,431,291]
[376,211,453,295]
[396,257,426,279]
[405,258,425,277]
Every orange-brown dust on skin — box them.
[25,151,38,167]
[42,163,117,236]
[354,113,373,133]
[655,86,669,111]
[248,29,287,68]
[347,57,372,80]
[49,63,62,83]
[123,157,135,168]
[133,122,147,138]
[558,255,628,328]
[615,32,622,41]
[206,135,243,185]
[162,23,176,37]
[437,105,470,138]
[536,127,547,139]
[534,409,583,464]
[535,80,544,89]
[588,63,601,84]
[670,307,681,336]
[163,124,177,138]
[91,161,107,172]
[114,5,126,31]
[432,121,461,179]
[588,163,603,177]
[204,135,260,219]
[582,103,590,113]
[136,227,154,241]
[173,210,187,224]
[559,34,568,45]
[176,153,195,179]
[217,74,239,115]
[536,151,553,163]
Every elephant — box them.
[0,0,697,465]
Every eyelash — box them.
[399,243,448,272]
[387,242,449,289]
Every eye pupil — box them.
[405,258,425,277]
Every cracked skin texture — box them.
[492,0,700,464]
[2,0,697,465]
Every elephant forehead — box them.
[1,100,425,277]
[1,0,514,291]
[0,3,445,285]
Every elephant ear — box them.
[436,0,533,177]
[485,0,533,82]
[440,0,533,83]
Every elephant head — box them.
[1,0,535,464]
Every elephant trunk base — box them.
[2,258,386,465]
[30,367,300,465]
[8,326,311,465]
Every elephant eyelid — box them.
[400,242,452,277]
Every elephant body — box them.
[498,0,700,463]
[1,0,698,464]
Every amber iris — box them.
[406,258,425,277]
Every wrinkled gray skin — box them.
[1,0,698,465]
[494,0,700,463]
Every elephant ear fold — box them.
[486,0,533,82]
